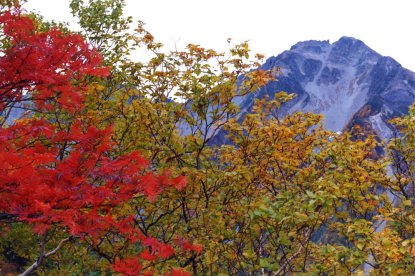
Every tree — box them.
[0,6,187,275]
[369,104,415,274]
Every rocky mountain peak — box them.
[234,37,415,138]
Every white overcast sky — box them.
[25,0,415,71]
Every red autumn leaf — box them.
[140,249,157,261]
[170,268,192,276]
[174,238,203,254]
[171,175,187,191]
[143,237,175,259]
[112,257,142,276]
[157,243,175,259]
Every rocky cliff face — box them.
[235,37,415,140]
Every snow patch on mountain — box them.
[303,65,370,131]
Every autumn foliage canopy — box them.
[2,1,415,275]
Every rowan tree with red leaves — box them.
[0,7,186,275]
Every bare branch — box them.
[20,236,72,276]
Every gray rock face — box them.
[234,36,415,139]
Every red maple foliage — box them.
[174,238,203,254]
[0,9,108,114]
[170,268,192,276]
[112,257,143,276]
[0,8,188,275]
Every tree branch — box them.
[274,228,311,276]
[20,236,72,276]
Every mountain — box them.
[234,36,415,140]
